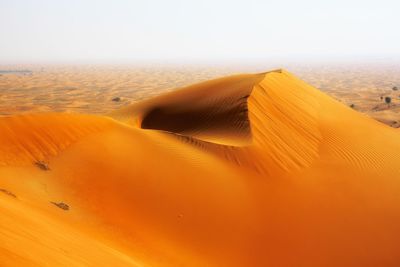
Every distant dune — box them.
[1,70,400,266]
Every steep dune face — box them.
[111,70,322,174]
[1,70,400,266]
[111,73,265,145]
[247,70,322,172]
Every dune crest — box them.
[112,70,322,174]
[111,73,266,145]
[1,70,400,266]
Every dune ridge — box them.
[112,70,322,174]
[1,69,400,266]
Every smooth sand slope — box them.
[1,70,400,267]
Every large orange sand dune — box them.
[1,70,400,266]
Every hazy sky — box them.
[0,0,399,64]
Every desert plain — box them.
[1,63,399,127]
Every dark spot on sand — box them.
[112,97,121,102]
[0,188,16,198]
[51,202,69,210]
[35,160,50,171]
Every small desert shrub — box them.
[393,86,398,91]
[385,96,392,104]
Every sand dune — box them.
[1,70,400,266]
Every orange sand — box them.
[1,70,400,266]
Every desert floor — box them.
[1,63,399,127]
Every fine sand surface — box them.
[1,70,400,266]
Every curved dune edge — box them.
[110,70,323,174]
[0,70,322,174]
[1,70,400,266]
[110,72,266,146]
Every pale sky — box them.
[0,0,399,64]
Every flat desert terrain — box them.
[1,64,399,127]
[295,64,400,128]
[0,65,400,266]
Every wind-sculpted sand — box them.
[1,70,400,266]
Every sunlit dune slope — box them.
[1,70,400,267]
